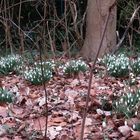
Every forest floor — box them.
[0,63,140,140]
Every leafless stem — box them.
[0,0,36,13]
[42,0,49,139]
[64,0,71,58]
[80,3,116,140]
[38,44,48,139]
[18,0,24,55]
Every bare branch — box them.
[113,5,140,53]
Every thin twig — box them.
[80,2,116,140]
[42,0,49,139]
[18,0,25,55]
[0,0,36,13]
[64,0,71,58]
[47,21,56,60]
[39,45,48,139]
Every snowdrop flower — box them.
[102,121,106,128]
[124,120,127,126]
[116,101,118,106]
[133,124,136,130]
[135,111,138,116]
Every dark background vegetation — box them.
[0,0,139,56]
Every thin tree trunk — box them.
[81,0,116,60]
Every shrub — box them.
[23,64,53,85]
[113,90,140,118]
[0,88,14,103]
[0,54,22,75]
[62,59,88,76]
[103,54,130,77]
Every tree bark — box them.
[81,0,116,60]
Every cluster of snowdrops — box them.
[0,54,88,84]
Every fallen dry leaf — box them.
[118,125,131,136]
[96,108,111,116]
[29,117,46,131]
[46,126,62,140]
[0,106,8,118]
[13,136,22,140]
[85,117,92,126]
[17,123,26,133]
[59,134,72,140]
[70,79,79,87]
[0,125,7,137]
[28,92,40,99]
[128,131,140,140]
[50,117,65,123]
[109,132,120,138]
[90,89,97,96]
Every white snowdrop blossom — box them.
[120,98,123,103]
[102,121,106,128]
[125,101,127,106]
[133,124,136,130]
[124,120,127,126]
[135,111,138,116]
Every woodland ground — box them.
[0,61,139,140]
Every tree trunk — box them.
[81,0,116,60]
